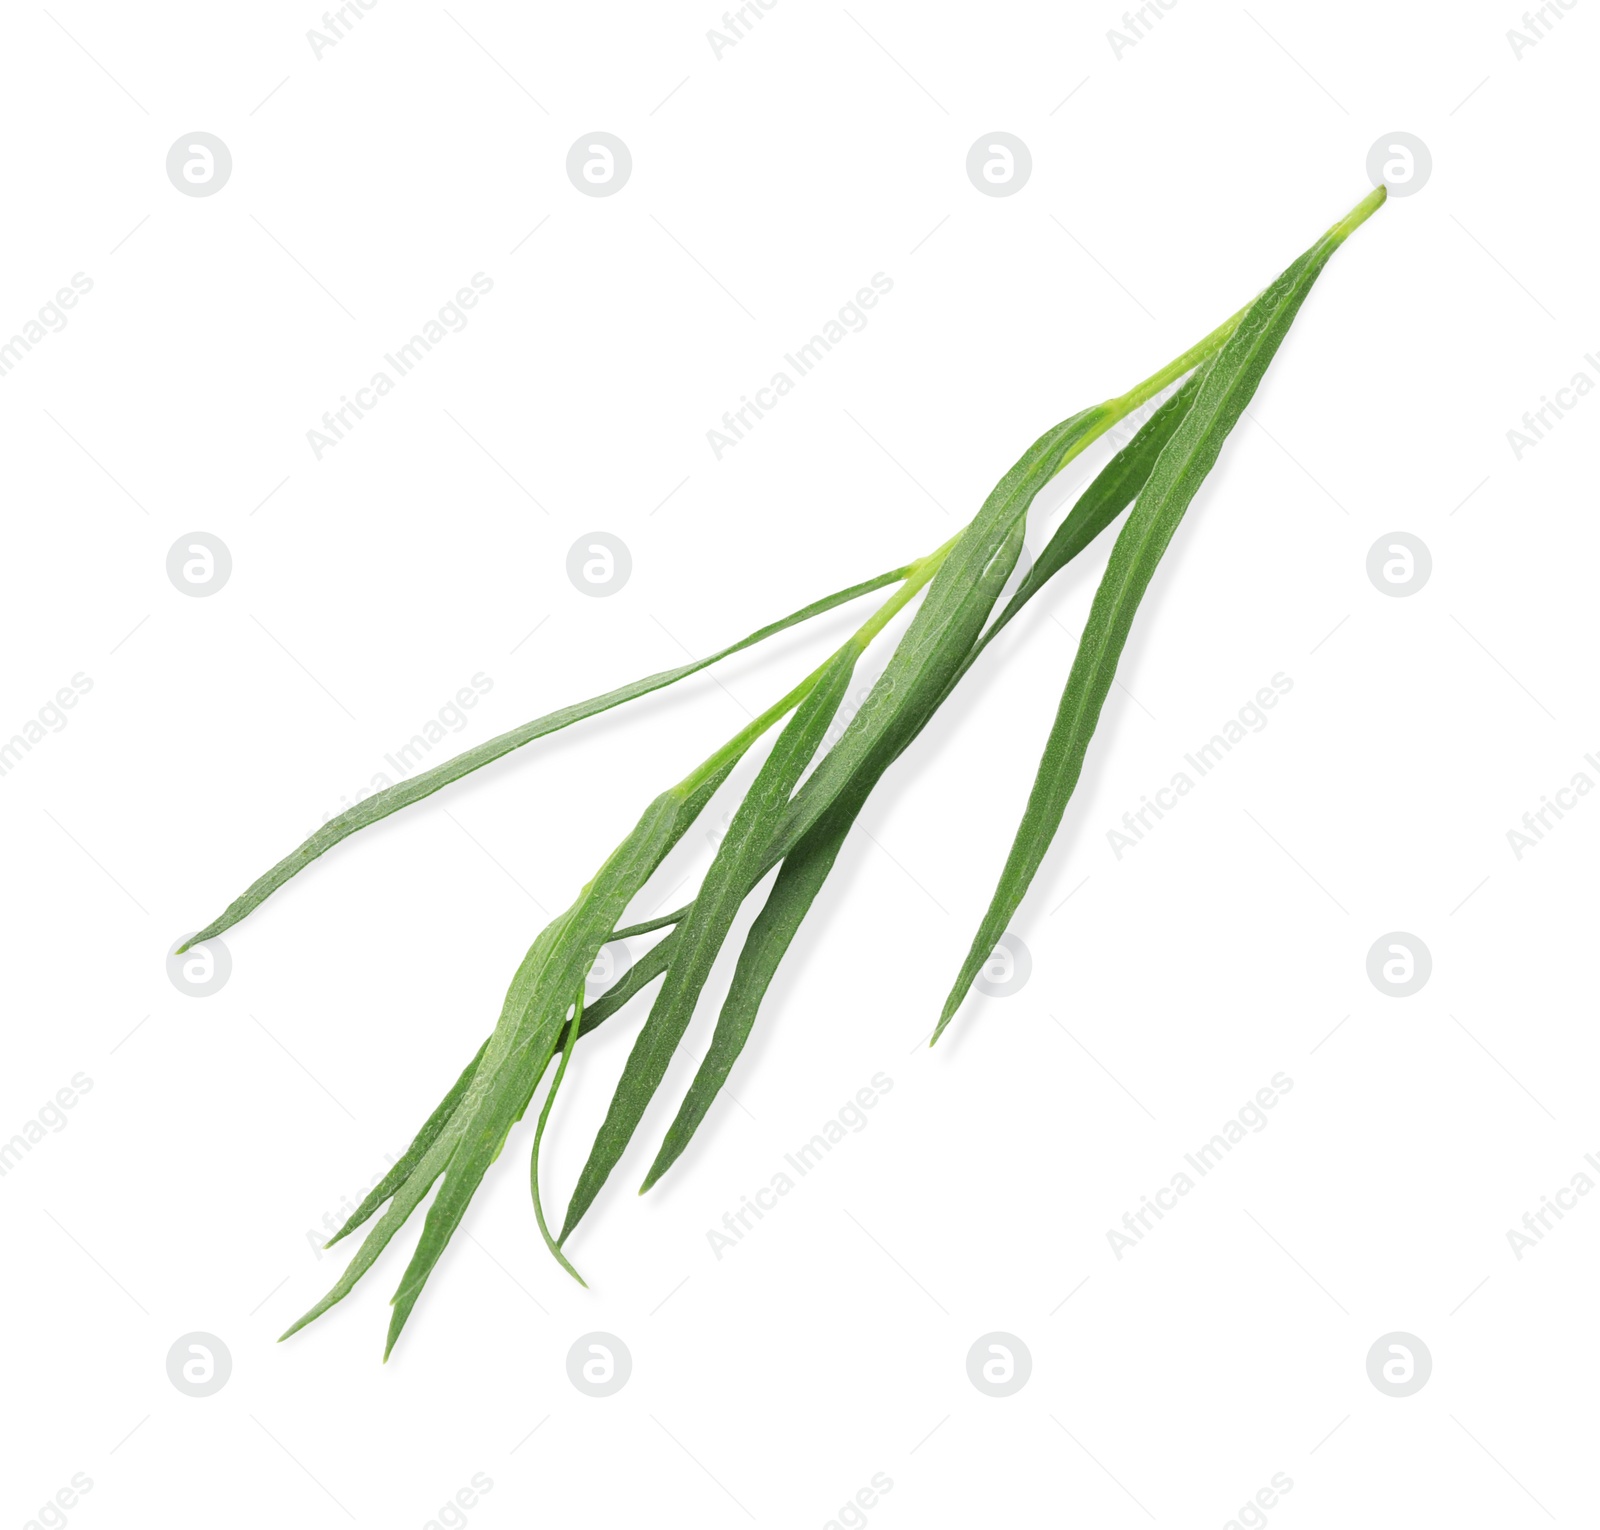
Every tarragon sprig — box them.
[178,187,1385,1355]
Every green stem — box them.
[1331,183,1387,240]
[1093,187,1384,425]
[1107,301,1251,418]
[848,530,966,650]
[673,531,965,798]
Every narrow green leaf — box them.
[559,647,861,1239]
[640,795,861,1193]
[636,517,1031,1195]
[969,369,1206,671]
[937,187,1386,1040]
[302,755,716,1337]
[769,420,1098,861]
[323,927,676,1250]
[324,1038,489,1249]
[279,1110,465,1342]
[530,985,587,1286]
[610,909,684,941]
[383,780,717,1356]
[181,565,911,951]
[575,929,677,1034]
[292,766,717,1348]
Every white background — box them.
[2,3,1596,1526]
